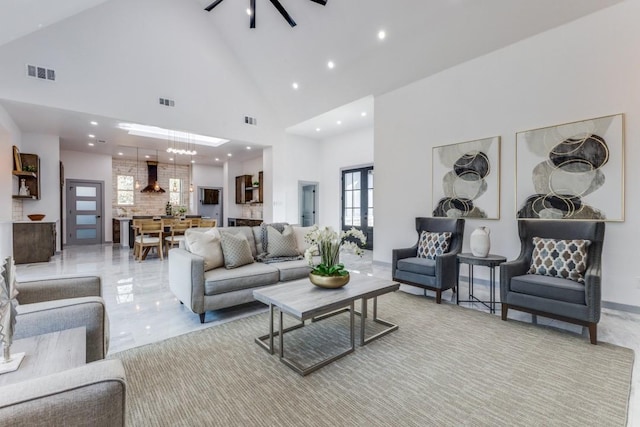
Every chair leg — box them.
[501,303,508,321]
[435,290,442,304]
[159,243,163,261]
[199,313,206,323]
[588,323,597,345]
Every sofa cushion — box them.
[204,263,279,296]
[528,237,591,284]
[397,257,436,276]
[266,225,300,257]
[218,227,259,257]
[271,257,315,282]
[184,228,224,272]
[220,232,254,269]
[510,274,585,305]
[417,231,451,260]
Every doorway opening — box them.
[299,181,319,226]
[197,186,223,225]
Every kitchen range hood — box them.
[141,161,166,193]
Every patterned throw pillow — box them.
[417,231,452,260]
[266,225,300,257]
[185,228,224,271]
[220,232,255,269]
[528,237,591,284]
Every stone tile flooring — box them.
[15,244,638,425]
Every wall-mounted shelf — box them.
[12,195,37,200]
[12,170,37,178]
[11,152,40,200]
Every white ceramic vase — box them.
[470,226,490,257]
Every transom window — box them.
[169,178,182,206]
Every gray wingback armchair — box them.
[500,220,605,344]
[392,217,465,303]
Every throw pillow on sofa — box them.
[184,228,224,271]
[220,232,255,269]
[266,225,300,257]
[291,225,316,255]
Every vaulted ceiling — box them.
[0,0,625,162]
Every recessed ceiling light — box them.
[246,146,252,150]
[215,158,220,161]
[88,142,95,147]
[191,160,196,164]
[337,120,342,125]
[327,60,335,69]
[169,158,174,161]
[378,30,386,40]
[246,8,253,16]
[361,112,367,117]
[292,82,299,90]
[118,152,123,156]
[315,128,321,132]
[227,153,233,157]
[88,134,95,138]
[90,121,98,126]
[145,155,150,159]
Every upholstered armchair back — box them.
[415,217,465,255]
[517,220,605,270]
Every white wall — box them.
[0,105,21,259]
[0,0,282,145]
[21,134,61,251]
[191,163,224,213]
[374,0,640,307]
[319,127,374,230]
[60,150,113,245]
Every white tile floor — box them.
[15,244,639,425]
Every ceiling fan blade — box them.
[308,0,327,5]
[269,0,297,27]
[250,0,256,28]
[204,0,224,12]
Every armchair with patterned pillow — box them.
[500,220,605,344]
[392,217,465,303]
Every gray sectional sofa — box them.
[169,225,314,322]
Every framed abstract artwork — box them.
[515,113,624,221]
[432,136,501,219]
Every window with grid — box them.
[116,175,134,205]
[169,178,182,206]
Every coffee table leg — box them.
[360,297,399,345]
[255,304,304,354]
[360,298,367,345]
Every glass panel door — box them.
[342,166,373,250]
[66,180,103,245]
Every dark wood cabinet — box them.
[112,219,121,244]
[235,175,253,204]
[13,222,56,264]
[234,218,263,227]
[258,171,263,203]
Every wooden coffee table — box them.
[253,273,399,376]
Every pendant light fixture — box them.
[189,153,194,193]
[153,150,161,192]
[172,157,178,193]
[135,148,141,189]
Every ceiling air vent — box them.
[159,97,175,107]
[244,116,257,126]
[26,64,56,81]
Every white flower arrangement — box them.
[304,225,367,276]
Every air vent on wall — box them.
[159,97,175,107]
[26,64,55,81]
[244,116,257,126]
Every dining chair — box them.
[163,218,192,254]
[198,219,217,228]
[132,219,164,261]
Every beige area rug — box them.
[113,291,634,426]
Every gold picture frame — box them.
[12,146,22,172]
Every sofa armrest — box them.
[499,259,529,301]
[169,248,206,314]
[0,359,126,427]
[16,275,102,305]
[583,264,602,322]
[391,245,417,278]
[15,297,109,363]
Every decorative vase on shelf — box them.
[470,226,490,257]
[309,272,350,289]
[18,179,29,196]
